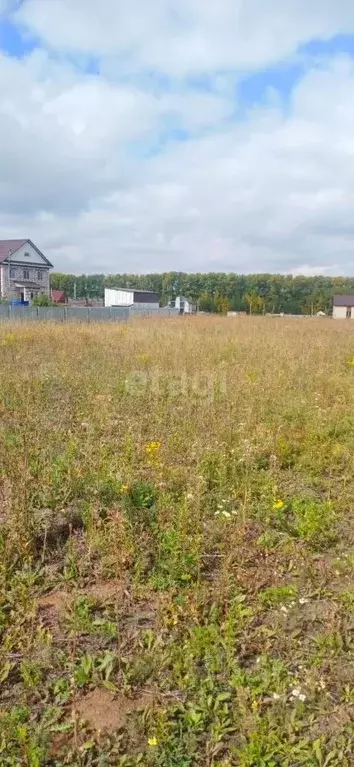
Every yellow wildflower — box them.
[145,441,161,455]
[273,500,285,511]
[147,736,158,747]
[120,484,129,494]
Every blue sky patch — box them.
[301,33,354,58]
[238,35,354,110]
[136,127,191,160]
[0,17,36,57]
[238,62,304,109]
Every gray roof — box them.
[333,294,354,307]
[15,281,43,289]
[111,287,158,294]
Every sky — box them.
[1,2,354,275]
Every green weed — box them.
[0,317,353,765]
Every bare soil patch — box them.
[38,590,68,610]
[37,590,68,633]
[74,687,154,733]
[85,579,124,602]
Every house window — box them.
[347,307,352,318]
[37,271,43,281]
[23,269,30,280]
[24,252,30,257]
[10,268,15,278]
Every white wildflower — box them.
[222,511,231,519]
[272,693,281,700]
[291,688,306,702]
[299,598,309,605]
[280,605,288,614]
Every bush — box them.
[292,499,337,549]
[32,294,55,307]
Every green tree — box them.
[48,270,354,315]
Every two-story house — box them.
[0,239,53,302]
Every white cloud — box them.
[2,3,354,274]
[291,265,339,277]
[15,0,354,75]
[0,50,235,220]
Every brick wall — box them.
[1,263,50,300]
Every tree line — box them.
[50,272,354,314]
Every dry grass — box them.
[1,316,354,766]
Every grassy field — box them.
[1,316,354,766]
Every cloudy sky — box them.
[1,1,354,274]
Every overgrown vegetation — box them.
[32,294,55,307]
[0,316,354,765]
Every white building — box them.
[0,239,52,303]
[172,296,197,314]
[333,294,354,319]
[104,287,159,309]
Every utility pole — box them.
[8,249,12,302]
[74,281,77,300]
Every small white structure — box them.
[104,287,159,309]
[333,295,354,319]
[172,296,197,314]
